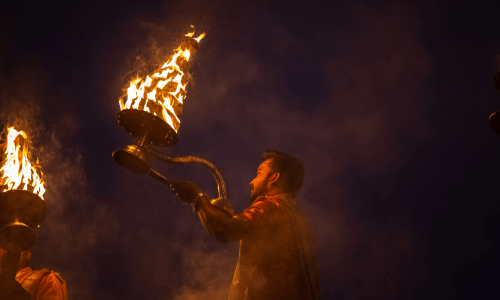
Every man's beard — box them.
[249,177,270,203]
[249,192,259,203]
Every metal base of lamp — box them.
[117,109,178,147]
[112,144,151,174]
[0,190,45,253]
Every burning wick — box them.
[119,27,206,133]
[0,127,45,199]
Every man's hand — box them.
[170,181,203,204]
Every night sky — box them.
[1,0,500,299]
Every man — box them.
[0,248,67,300]
[172,149,319,300]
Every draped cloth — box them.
[229,193,319,300]
[16,267,67,300]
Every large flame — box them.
[119,28,206,132]
[0,127,45,199]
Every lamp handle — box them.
[145,145,234,216]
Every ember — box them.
[0,127,45,199]
[119,27,205,133]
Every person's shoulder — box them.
[252,195,281,208]
[238,196,281,216]
[48,270,66,285]
[252,194,295,211]
[30,268,66,285]
[26,268,51,279]
[265,193,295,205]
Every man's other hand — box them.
[170,181,203,204]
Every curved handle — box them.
[145,145,234,216]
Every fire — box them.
[119,28,206,132]
[0,127,45,199]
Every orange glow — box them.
[119,28,205,132]
[0,127,45,199]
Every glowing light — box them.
[0,127,45,199]
[119,28,205,132]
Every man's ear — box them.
[270,172,280,184]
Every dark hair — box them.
[262,149,305,197]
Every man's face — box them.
[250,159,274,202]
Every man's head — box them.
[250,150,305,201]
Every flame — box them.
[0,127,45,199]
[119,28,205,132]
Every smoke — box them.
[124,230,237,300]
[0,0,435,299]
[106,170,239,299]
[33,130,118,299]
[0,62,45,143]
[0,57,118,299]
[171,245,236,300]
[144,0,432,299]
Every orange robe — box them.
[230,193,319,300]
[15,267,67,300]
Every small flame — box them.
[0,127,45,199]
[119,28,205,132]
[194,33,205,43]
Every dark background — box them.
[0,0,499,299]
